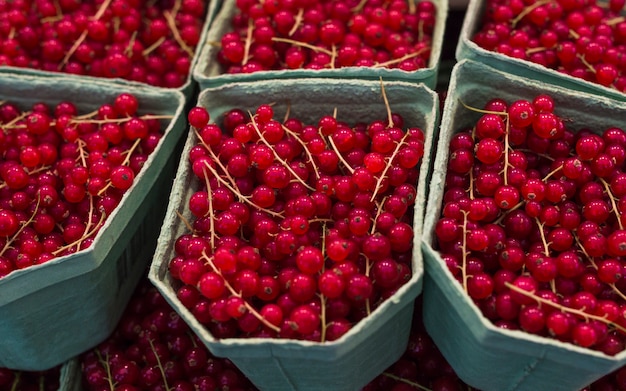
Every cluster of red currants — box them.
[80,279,257,391]
[218,0,436,73]
[435,93,626,352]
[0,93,165,278]
[473,0,626,91]
[168,102,424,342]
[0,0,207,87]
[0,366,60,391]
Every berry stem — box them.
[382,372,432,391]
[574,234,626,303]
[288,8,304,37]
[271,37,334,56]
[95,351,116,391]
[242,18,253,65]
[504,281,626,335]
[379,78,394,128]
[542,163,563,181]
[493,201,524,225]
[373,48,429,69]
[352,0,368,13]
[201,250,282,333]
[147,338,172,391]
[175,210,194,233]
[535,218,551,256]
[249,114,315,191]
[281,125,321,179]
[164,3,194,57]
[511,0,552,28]
[69,114,173,125]
[607,16,625,26]
[0,197,41,257]
[77,138,89,168]
[142,36,167,57]
[120,137,142,167]
[203,165,217,250]
[124,31,138,57]
[370,196,387,234]
[328,135,355,174]
[200,160,284,218]
[59,0,113,69]
[9,372,20,391]
[52,197,106,255]
[370,132,410,202]
[600,177,624,230]
[96,138,141,196]
[460,210,470,294]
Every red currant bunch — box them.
[217,0,436,73]
[80,279,257,391]
[473,0,626,91]
[171,101,424,342]
[0,0,207,87]
[0,93,165,278]
[436,93,626,353]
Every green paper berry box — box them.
[0,73,186,371]
[192,0,448,91]
[421,59,626,391]
[149,78,438,391]
[456,0,626,103]
[0,1,220,100]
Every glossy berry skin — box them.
[435,95,626,355]
[218,0,436,74]
[473,0,626,93]
[169,104,424,342]
[0,94,163,278]
[0,1,208,88]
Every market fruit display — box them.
[0,93,167,278]
[216,0,436,73]
[472,0,626,92]
[434,92,626,353]
[166,96,425,341]
[0,0,208,87]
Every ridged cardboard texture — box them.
[0,73,186,371]
[0,0,220,99]
[192,0,448,91]
[456,0,626,102]
[422,59,626,391]
[150,78,439,391]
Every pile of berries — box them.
[473,0,626,91]
[80,279,257,391]
[217,0,436,73]
[0,0,207,87]
[168,99,424,342]
[0,366,60,391]
[435,93,626,353]
[0,93,166,278]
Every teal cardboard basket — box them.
[456,0,626,102]
[422,59,626,391]
[0,1,220,100]
[192,0,448,91]
[58,359,81,391]
[0,73,186,371]
[150,78,438,391]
